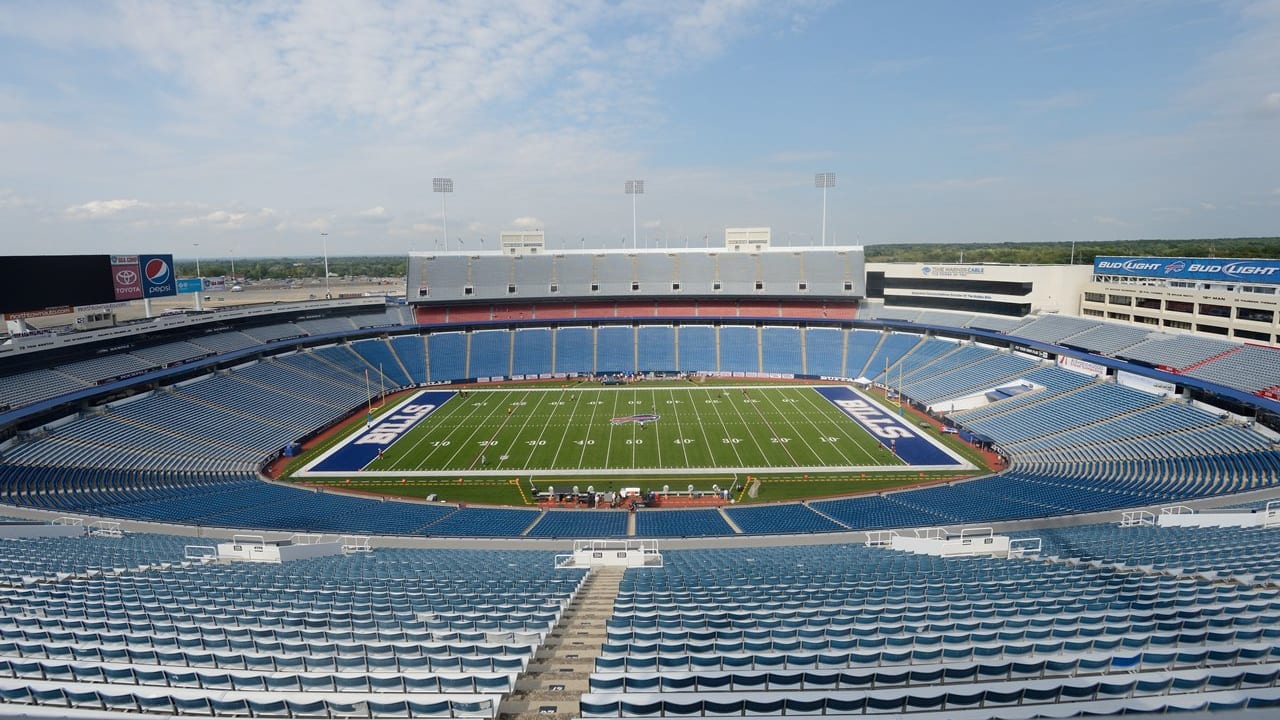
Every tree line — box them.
[864,238,1280,264]
[174,256,408,280]
[174,239,1279,280]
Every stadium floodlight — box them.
[433,177,454,250]
[320,232,329,298]
[815,172,836,246]
[625,179,644,249]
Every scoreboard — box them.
[0,254,175,317]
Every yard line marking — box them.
[385,391,480,469]
[798,388,891,466]
[668,388,691,466]
[433,389,513,469]
[742,388,800,466]
[575,389,606,469]
[757,387,844,465]
[516,389,563,470]
[705,388,749,467]
[688,387,720,468]
[603,389,622,468]
[546,388,578,469]
[470,390,532,470]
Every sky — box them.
[1,0,1278,259]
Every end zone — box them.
[814,386,972,469]
[301,389,457,474]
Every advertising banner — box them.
[1059,355,1107,378]
[1095,256,1280,285]
[110,255,143,301]
[138,254,177,298]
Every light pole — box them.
[815,172,836,246]
[625,179,644,249]
[320,232,330,298]
[433,177,453,250]
[192,242,203,311]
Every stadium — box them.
[2,241,1280,718]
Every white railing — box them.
[340,535,372,553]
[864,530,897,547]
[87,520,122,538]
[1265,500,1280,529]
[1009,537,1042,557]
[1120,510,1156,527]
[184,545,217,562]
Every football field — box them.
[300,384,971,479]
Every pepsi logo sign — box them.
[145,258,170,283]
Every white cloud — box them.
[274,216,330,233]
[2,1,802,135]
[1200,202,1217,211]
[511,216,542,229]
[643,219,662,229]
[354,206,393,225]
[64,198,147,219]
[179,208,275,229]
[0,188,33,209]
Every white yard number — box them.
[673,438,694,445]
[526,440,546,446]
[722,438,741,444]
[477,440,498,446]
[770,437,791,444]
[625,439,643,445]
[430,441,451,447]
[818,436,839,443]
[574,439,596,446]
[665,400,682,404]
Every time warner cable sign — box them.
[1094,256,1280,284]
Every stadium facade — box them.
[3,244,1280,717]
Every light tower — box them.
[433,177,454,250]
[320,232,330,298]
[625,179,644,249]
[815,172,836,246]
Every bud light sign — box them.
[1095,256,1280,285]
[138,254,177,298]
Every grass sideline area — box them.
[283,379,989,506]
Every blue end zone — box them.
[814,386,960,466]
[310,390,456,472]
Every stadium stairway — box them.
[502,567,626,720]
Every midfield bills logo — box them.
[611,413,659,425]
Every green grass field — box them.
[358,385,903,476]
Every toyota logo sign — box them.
[116,269,138,285]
